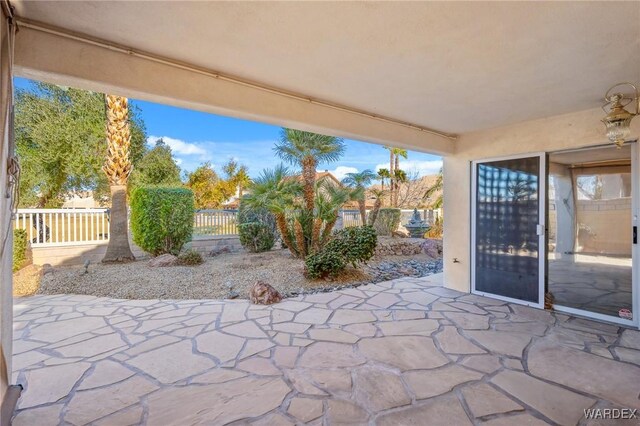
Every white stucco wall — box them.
[442,107,640,292]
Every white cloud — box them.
[318,166,358,181]
[147,135,207,156]
[374,160,442,176]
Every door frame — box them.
[549,142,639,328]
[470,152,547,309]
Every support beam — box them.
[13,24,455,155]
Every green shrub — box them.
[237,197,278,240]
[304,249,346,279]
[177,249,204,266]
[326,226,377,267]
[373,208,401,236]
[305,226,377,279]
[238,222,275,253]
[130,186,195,255]
[13,229,28,272]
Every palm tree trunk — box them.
[103,185,134,262]
[358,199,367,226]
[276,214,298,257]
[389,150,395,208]
[321,216,338,245]
[294,219,307,258]
[394,155,400,207]
[311,217,323,253]
[368,198,382,226]
[302,157,316,212]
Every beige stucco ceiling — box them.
[11,1,640,134]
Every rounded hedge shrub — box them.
[131,186,195,256]
[177,249,204,266]
[13,229,28,272]
[304,249,346,279]
[305,226,377,279]
[238,222,275,253]
[372,208,401,236]
[326,226,377,266]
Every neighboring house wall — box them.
[443,107,640,293]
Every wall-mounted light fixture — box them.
[602,82,639,149]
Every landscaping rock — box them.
[209,246,231,257]
[147,254,178,267]
[249,281,282,305]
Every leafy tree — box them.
[341,169,376,225]
[367,188,387,227]
[129,138,182,188]
[186,162,225,209]
[14,82,146,207]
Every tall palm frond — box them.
[423,168,443,209]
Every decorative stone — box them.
[404,365,483,399]
[377,319,439,336]
[249,281,283,305]
[146,377,290,424]
[308,328,359,343]
[528,339,640,409]
[435,326,486,354]
[288,397,323,422]
[358,336,448,371]
[377,394,472,426]
[147,253,178,267]
[126,340,215,383]
[308,369,352,393]
[196,330,245,362]
[326,399,368,424]
[461,383,523,417]
[78,360,134,390]
[491,370,595,425]
[294,307,332,324]
[20,362,91,409]
[354,367,411,411]
[464,330,531,357]
[298,342,365,368]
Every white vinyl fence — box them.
[340,209,441,229]
[14,208,441,247]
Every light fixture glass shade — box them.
[602,92,636,148]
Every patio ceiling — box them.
[10,1,640,151]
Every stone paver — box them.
[11,273,640,425]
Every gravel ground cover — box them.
[34,249,442,300]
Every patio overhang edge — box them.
[12,21,456,156]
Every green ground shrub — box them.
[238,222,275,253]
[131,187,194,255]
[177,249,204,265]
[305,226,377,279]
[372,208,401,236]
[237,197,278,241]
[13,229,28,272]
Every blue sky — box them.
[15,77,442,179]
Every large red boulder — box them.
[249,281,282,305]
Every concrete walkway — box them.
[11,274,640,425]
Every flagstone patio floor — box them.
[11,273,640,425]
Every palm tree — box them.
[377,168,391,191]
[423,168,443,209]
[315,179,355,249]
[243,164,301,257]
[342,169,376,225]
[392,148,408,207]
[367,188,387,227]
[235,167,251,198]
[274,129,345,212]
[102,95,134,262]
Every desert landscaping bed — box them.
[30,238,442,300]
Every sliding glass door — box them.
[471,154,546,307]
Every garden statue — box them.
[404,208,430,238]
